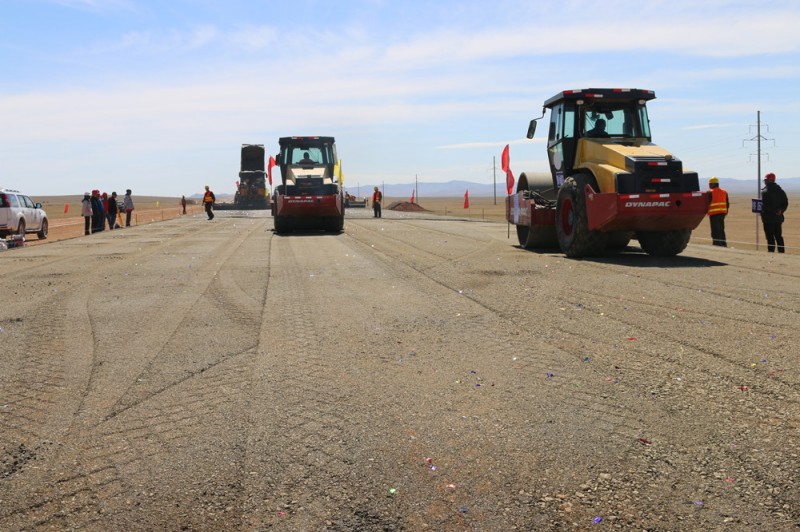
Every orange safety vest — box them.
[708,187,728,216]
[204,191,214,204]
[372,191,382,203]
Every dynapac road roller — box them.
[271,136,344,233]
[506,88,708,257]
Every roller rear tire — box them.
[636,230,691,257]
[555,174,607,257]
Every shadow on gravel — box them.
[272,230,344,237]
[588,252,726,268]
[515,246,727,268]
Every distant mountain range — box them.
[197,177,799,200]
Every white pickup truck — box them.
[0,187,49,239]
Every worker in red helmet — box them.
[760,172,789,253]
[707,176,729,247]
[371,186,382,218]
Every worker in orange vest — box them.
[707,176,729,247]
[203,185,216,221]
[371,186,382,218]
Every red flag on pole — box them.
[410,189,415,204]
[463,189,470,209]
[267,156,276,186]
[502,144,514,194]
[506,169,515,195]
[64,204,69,214]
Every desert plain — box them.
[1,196,798,530]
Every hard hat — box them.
[374,186,379,190]
[764,172,776,182]
[708,176,719,185]
[205,185,210,189]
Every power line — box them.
[742,111,776,250]
[742,112,776,196]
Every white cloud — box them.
[5,1,800,194]
[227,26,278,51]
[381,9,800,68]
[436,139,539,150]
[47,0,134,11]
[102,25,220,54]
[683,124,739,131]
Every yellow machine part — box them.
[574,139,677,194]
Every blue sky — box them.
[1,0,798,197]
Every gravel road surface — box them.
[1,209,798,530]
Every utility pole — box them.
[743,111,774,250]
[493,156,497,205]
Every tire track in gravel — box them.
[0,217,271,530]
[239,223,652,529]
[0,217,233,436]
[566,254,800,314]
[350,220,797,401]
[346,218,653,440]
[240,234,373,530]
[98,218,270,423]
[340,218,800,528]
[0,220,223,281]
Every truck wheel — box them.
[274,215,288,234]
[555,174,606,257]
[636,230,691,257]
[17,220,26,236]
[37,219,48,239]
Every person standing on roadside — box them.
[371,186,382,218]
[203,185,216,220]
[181,195,187,215]
[90,190,105,233]
[123,189,134,227]
[106,191,119,230]
[707,176,729,247]
[101,192,110,230]
[81,192,92,235]
[761,172,789,253]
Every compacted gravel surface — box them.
[1,209,798,531]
